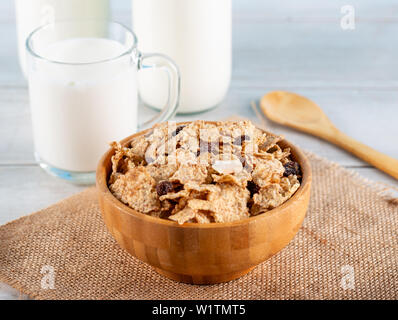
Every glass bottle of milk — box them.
[15,0,110,77]
[132,0,232,114]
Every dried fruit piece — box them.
[156,180,173,196]
[283,161,301,178]
[247,180,260,197]
[171,125,185,137]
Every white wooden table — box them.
[1,0,397,299]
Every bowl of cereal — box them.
[96,120,311,284]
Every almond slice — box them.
[212,159,243,175]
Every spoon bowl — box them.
[261,91,336,139]
[262,91,326,124]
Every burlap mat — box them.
[1,151,397,299]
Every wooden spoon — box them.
[260,91,398,180]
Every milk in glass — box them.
[29,38,137,172]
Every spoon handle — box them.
[326,128,398,179]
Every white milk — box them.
[29,38,137,172]
[132,0,232,113]
[15,0,109,77]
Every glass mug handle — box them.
[133,50,180,130]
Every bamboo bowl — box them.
[96,122,312,284]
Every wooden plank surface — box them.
[1,0,397,299]
[2,1,398,88]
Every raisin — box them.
[171,125,185,137]
[156,180,173,196]
[283,161,301,178]
[267,146,278,153]
[247,180,260,197]
[233,135,250,146]
[172,183,184,193]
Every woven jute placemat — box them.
[1,151,398,299]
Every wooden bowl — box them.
[96,122,312,284]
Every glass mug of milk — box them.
[26,21,180,184]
